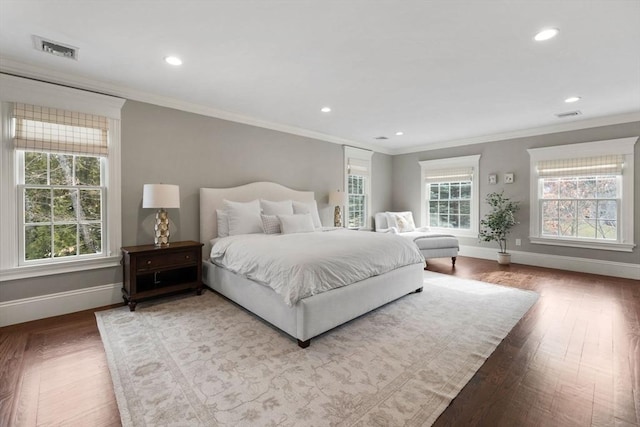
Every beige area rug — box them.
[96,271,538,426]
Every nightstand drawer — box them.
[136,249,198,272]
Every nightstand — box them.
[121,240,204,311]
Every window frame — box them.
[527,137,636,252]
[419,155,480,238]
[347,174,367,229]
[17,152,107,265]
[0,74,125,280]
[344,146,373,229]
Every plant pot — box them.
[497,252,511,265]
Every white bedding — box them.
[210,229,424,306]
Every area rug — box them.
[96,271,538,426]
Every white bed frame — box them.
[199,182,424,348]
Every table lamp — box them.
[143,184,180,246]
[329,190,347,227]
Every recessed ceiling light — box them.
[534,28,559,41]
[564,96,581,103]
[395,131,404,136]
[320,107,331,113]
[164,56,183,66]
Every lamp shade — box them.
[329,190,346,206]
[142,184,180,209]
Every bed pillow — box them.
[261,214,281,234]
[260,199,294,215]
[278,213,315,234]
[216,209,229,238]
[224,199,264,235]
[385,211,416,233]
[292,200,322,229]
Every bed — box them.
[199,182,425,348]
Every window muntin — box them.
[427,181,472,229]
[20,151,105,263]
[540,175,618,240]
[347,174,366,228]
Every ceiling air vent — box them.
[374,136,388,140]
[32,35,78,60]
[556,110,582,118]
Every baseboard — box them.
[0,282,122,327]
[459,245,640,280]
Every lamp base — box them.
[154,208,171,246]
[333,206,342,227]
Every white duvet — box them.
[210,229,424,306]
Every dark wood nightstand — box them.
[121,240,204,311]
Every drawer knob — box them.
[147,260,152,265]
[185,255,190,259]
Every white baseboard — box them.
[0,282,122,327]
[459,245,640,280]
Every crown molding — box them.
[0,57,392,155]
[3,57,637,158]
[390,111,640,155]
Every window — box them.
[528,138,636,252]
[419,155,480,237]
[347,174,366,228]
[0,74,125,280]
[20,152,104,262]
[15,103,108,263]
[344,146,373,229]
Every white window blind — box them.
[424,166,474,183]
[536,155,624,178]
[13,103,109,156]
[347,157,370,177]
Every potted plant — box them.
[478,191,520,265]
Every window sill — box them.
[0,256,121,281]
[529,236,636,252]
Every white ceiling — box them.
[1,0,639,154]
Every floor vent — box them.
[556,110,582,118]
[32,35,78,60]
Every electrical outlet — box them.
[504,173,514,184]
[515,238,521,246]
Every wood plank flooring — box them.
[0,257,638,426]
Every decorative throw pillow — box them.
[278,213,315,234]
[216,209,229,238]
[260,199,294,215]
[386,211,416,233]
[224,199,264,235]
[292,200,322,229]
[261,214,281,234]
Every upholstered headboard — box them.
[199,182,316,256]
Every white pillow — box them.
[278,213,315,234]
[292,200,322,229]
[261,214,281,234]
[260,199,293,215]
[216,209,229,238]
[224,199,264,235]
[385,211,416,233]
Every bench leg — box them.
[452,256,457,267]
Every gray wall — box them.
[392,122,640,264]
[1,100,393,302]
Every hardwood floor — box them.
[0,257,638,426]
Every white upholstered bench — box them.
[374,212,459,267]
